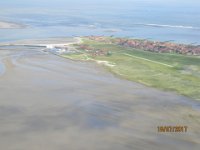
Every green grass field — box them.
[62,38,200,100]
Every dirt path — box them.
[123,53,174,67]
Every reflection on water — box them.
[0,45,200,150]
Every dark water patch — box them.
[0,105,25,117]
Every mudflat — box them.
[0,43,200,150]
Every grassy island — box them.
[62,37,200,100]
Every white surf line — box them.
[123,53,174,68]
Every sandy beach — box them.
[0,21,25,29]
[0,39,200,150]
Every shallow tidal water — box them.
[0,45,200,150]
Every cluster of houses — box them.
[76,44,108,56]
[88,36,200,55]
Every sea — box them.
[0,0,200,44]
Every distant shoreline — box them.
[0,21,25,29]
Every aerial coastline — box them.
[1,0,200,149]
[1,36,199,100]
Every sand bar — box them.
[0,21,25,29]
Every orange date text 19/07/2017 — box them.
[157,126,188,133]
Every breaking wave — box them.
[136,23,200,29]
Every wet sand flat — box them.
[0,45,200,150]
